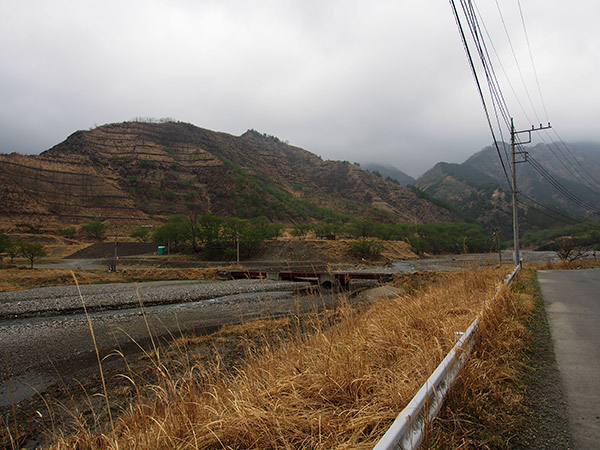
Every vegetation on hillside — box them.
[214,153,348,221]
[147,215,495,258]
[407,184,465,219]
[1,121,456,228]
[414,143,600,237]
[521,221,600,251]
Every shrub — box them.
[138,158,156,169]
[58,227,76,238]
[291,224,311,238]
[181,179,195,187]
[82,221,107,240]
[130,226,150,242]
[162,190,176,200]
[350,239,384,260]
[556,238,585,262]
[0,231,10,253]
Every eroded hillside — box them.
[0,121,455,230]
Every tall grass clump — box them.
[425,269,538,448]
[47,268,507,449]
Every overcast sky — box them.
[0,0,597,177]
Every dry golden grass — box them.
[425,269,538,449]
[0,267,221,292]
[43,267,507,450]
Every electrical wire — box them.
[513,1,600,198]
[526,154,600,213]
[548,129,600,191]
[451,0,600,228]
[450,0,512,187]
[462,0,513,186]
[518,192,580,225]
[463,0,513,129]
[517,0,551,122]
[536,132,600,196]
[494,0,543,126]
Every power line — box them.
[463,0,513,129]
[511,1,600,198]
[493,0,543,125]
[517,0,551,122]
[450,0,599,261]
[526,154,600,213]
[512,1,600,194]
[548,129,600,192]
[536,133,600,196]
[518,192,579,225]
[450,0,512,187]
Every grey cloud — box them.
[0,0,598,178]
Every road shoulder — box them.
[512,272,571,448]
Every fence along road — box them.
[373,266,521,450]
[537,268,600,450]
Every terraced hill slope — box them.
[0,121,455,230]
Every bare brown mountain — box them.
[0,121,455,229]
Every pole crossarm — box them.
[514,122,552,143]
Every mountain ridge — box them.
[415,142,600,236]
[0,121,456,230]
[360,163,415,187]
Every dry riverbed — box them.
[0,277,363,448]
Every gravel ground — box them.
[0,278,334,414]
[0,279,313,319]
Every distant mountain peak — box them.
[361,162,415,187]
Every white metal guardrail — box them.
[374,265,521,450]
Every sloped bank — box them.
[253,239,417,263]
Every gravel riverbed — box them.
[0,279,322,408]
[0,279,313,319]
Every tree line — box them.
[149,215,282,260]
[0,232,46,268]
[1,217,498,269]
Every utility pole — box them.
[492,229,502,264]
[113,232,118,272]
[511,118,551,266]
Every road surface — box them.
[538,268,600,449]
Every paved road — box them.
[538,268,600,449]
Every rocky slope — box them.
[0,121,455,230]
[415,142,600,236]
